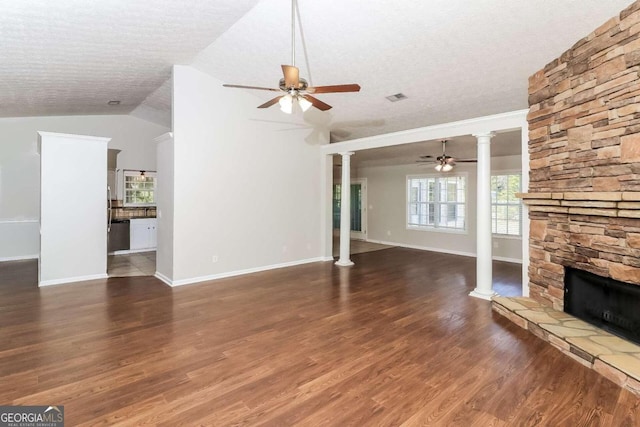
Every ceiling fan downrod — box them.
[291,0,296,68]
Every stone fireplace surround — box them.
[493,1,640,397]
[521,191,640,310]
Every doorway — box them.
[333,178,367,240]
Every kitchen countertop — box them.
[112,217,157,223]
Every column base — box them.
[469,288,497,301]
[335,259,354,267]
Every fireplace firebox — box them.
[564,267,640,346]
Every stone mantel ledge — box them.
[516,192,640,201]
[516,192,640,218]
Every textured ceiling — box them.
[0,0,635,139]
[0,0,259,120]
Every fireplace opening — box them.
[564,267,640,346]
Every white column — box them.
[470,132,496,300]
[336,152,354,267]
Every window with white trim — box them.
[491,173,521,236]
[124,170,156,206]
[407,175,466,231]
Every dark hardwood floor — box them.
[1,248,638,426]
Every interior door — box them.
[332,178,367,240]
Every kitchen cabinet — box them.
[130,218,157,250]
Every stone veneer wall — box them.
[525,1,640,309]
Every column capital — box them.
[339,151,355,157]
[473,132,496,141]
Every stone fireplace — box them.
[524,0,640,310]
[492,1,640,396]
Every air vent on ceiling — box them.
[107,100,121,105]
[386,93,407,102]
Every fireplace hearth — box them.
[564,267,640,346]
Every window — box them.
[407,175,466,231]
[491,173,521,236]
[124,170,156,206]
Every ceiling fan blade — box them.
[301,95,332,111]
[307,84,361,94]
[419,155,434,159]
[257,96,283,109]
[223,84,280,92]
[454,159,478,163]
[281,65,300,88]
[415,160,432,163]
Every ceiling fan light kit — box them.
[222,0,360,114]
[416,140,478,172]
[435,162,453,172]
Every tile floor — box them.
[108,251,156,277]
[492,296,640,396]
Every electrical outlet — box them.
[387,230,391,236]
[493,241,499,249]
[212,255,218,263]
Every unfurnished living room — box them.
[1,0,640,425]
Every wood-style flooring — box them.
[1,248,638,426]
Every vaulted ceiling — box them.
[0,0,634,141]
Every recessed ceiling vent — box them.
[386,93,407,102]
[107,100,121,105]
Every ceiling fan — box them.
[222,0,361,113]
[416,140,477,172]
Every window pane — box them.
[407,176,465,231]
[124,171,156,206]
[491,174,522,236]
[427,180,435,202]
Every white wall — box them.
[356,154,523,262]
[0,115,168,260]
[39,132,109,286]
[155,133,174,282]
[169,65,328,285]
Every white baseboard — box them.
[320,256,335,262]
[366,239,476,258]
[39,273,109,287]
[365,239,522,264]
[165,257,327,287]
[154,271,173,287]
[0,254,38,262]
[492,256,523,265]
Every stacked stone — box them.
[526,2,640,308]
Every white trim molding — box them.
[163,257,329,287]
[154,271,174,287]
[321,110,528,155]
[39,273,109,287]
[0,254,39,262]
[366,239,522,264]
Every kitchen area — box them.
[107,149,157,277]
